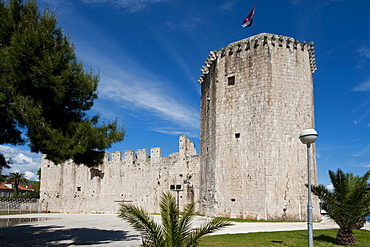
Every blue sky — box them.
[1,0,370,187]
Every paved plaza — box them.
[0,213,368,246]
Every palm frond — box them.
[312,169,370,230]
[118,192,232,247]
[183,218,233,246]
[118,203,164,246]
[160,192,180,246]
[178,201,196,240]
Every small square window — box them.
[235,133,240,138]
[228,76,235,86]
[77,187,81,192]
[231,199,236,202]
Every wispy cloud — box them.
[356,163,370,168]
[354,80,370,92]
[73,34,199,136]
[80,0,170,12]
[219,0,240,11]
[41,0,171,13]
[358,44,370,59]
[0,146,41,181]
[40,0,200,137]
[352,79,370,124]
[350,144,370,157]
[289,0,342,5]
[99,75,199,131]
[166,16,202,32]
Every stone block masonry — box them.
[40,135,200,214]
[40,33,320,221]
[199,33,320,221]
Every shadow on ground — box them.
[314,234,336,244]
[0,224,140,246]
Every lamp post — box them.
[300,128,318,247]
[170,184,184,210]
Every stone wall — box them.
[40,135,200,213]
[198,33,320,221]
[40,33,321,221]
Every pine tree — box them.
[0,0,124,167]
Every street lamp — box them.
[300,128,318,247]
[170,184,184,210]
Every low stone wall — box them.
[0,198,40,213]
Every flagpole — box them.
[253,4,256,35]
[253,20,256,35]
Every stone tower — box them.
[198,33,320,221]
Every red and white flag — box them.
[242,6,255,28]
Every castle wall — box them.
[40,135,200,214]
[40,33,321,221]
[198,33,320,221]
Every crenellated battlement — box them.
[40,33,319,220]
[198,33,316,84]
[40,135,200,214]
[102,135,197,164]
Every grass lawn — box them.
[198,229,370,246]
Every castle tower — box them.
[198,33,320,221]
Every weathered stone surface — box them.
[198,33,320,221]
[40,135,199,214]
[40,33,320,221]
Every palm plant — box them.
[118,192,232,247]
[6,172,29,196]
[311,169,370,246]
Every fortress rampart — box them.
[40,33,320,221]
[40,135,200,213]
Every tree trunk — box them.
[352,218,365,229]
[336,228,356,245]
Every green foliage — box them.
[198,229,370,247]
[0,153,11,181]
[311,169,370,245]
[118,192,232,247]
[6,171,28,195]
[0,0,124,167]
[213,217,303,223]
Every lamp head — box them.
[299,129,318,144]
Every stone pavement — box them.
[0,213,368,246]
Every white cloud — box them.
[37,0,200,139]
[220,1,239,11]
[73,33,200,136]
[290,0,342,5]
[166,16,203,32]
[24,171,38,181]
[355,163,370,168]
[358,45,370,59]
[326,184,334,191]
[99,75,199,131]
[80,0,170,12]
[350,144,370,157]
[354,80,370,92]
[0,146,41,181]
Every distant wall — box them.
[40,135,200,214]
[0,198,40,213]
